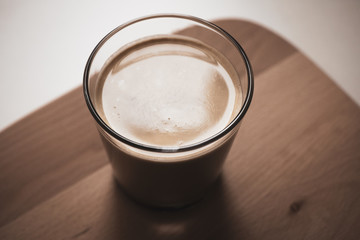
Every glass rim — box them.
[83,13,254,153]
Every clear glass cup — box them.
[83,14,254,208]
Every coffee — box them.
[95,35,242,149]
[89,33,245,207]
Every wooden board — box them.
[1,19,359,240]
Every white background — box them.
[1,0,359,131]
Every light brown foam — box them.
[95,35,242,147]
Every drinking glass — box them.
[83,14,254,208]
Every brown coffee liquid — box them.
[95,35,242,148]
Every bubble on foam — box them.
[118,79,125,88]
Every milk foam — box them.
[97,35,241,147]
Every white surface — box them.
[1,0,359,131]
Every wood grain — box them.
[0,88,108,227]
[1,19,359,239]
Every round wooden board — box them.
[1,19,360,239]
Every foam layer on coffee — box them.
[97,35,241,147]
